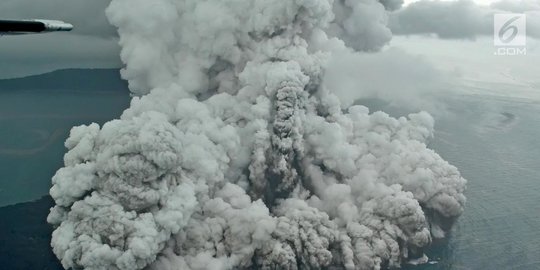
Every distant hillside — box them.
[0,69,129,92]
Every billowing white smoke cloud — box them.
[328,0,394,51]
[48,0,467,269]
[321,46,447,111]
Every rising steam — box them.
[48,0,466,269]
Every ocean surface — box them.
[1,79,539,269]
[0,72,130,207]
[405,94,540,270]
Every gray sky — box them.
[0,0,539,84]
[391,0,540,39]
[0,0,120,78]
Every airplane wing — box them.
[0,19,73,35]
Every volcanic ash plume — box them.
[48,0,466,269]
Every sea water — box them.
[0,87,130,207]
[1,85,540,269]
[405,94,540,270]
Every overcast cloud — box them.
[1,0,539,79]
[0,0,119,78]
[390,0,540,39]
[0,0,115,37]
